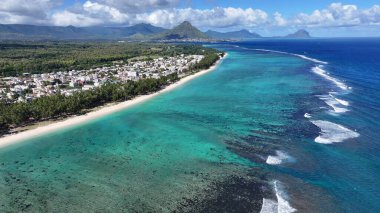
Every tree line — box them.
[0,73,179,133]
[0,52,222,133]
[0,42,219,76]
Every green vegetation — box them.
[0,42,222,133]
[0,23,166,40]
[152,21,209,40]
[0,73,179,132]
[0,42,218,76]
[0,22,210,41]
[191,52,223,71]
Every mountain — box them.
[0,23,167,40]
[285,29,311,38]
[0,22,311,40]
[0,24,91,40]
[125,23,166,35]
[205,29,261,39]
[152,21,209,40]
[82,23,166,39]
[0,22,206,41]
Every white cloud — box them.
[52,1,130,26]
[0,1,380,33]
[83,1,129,23]
[0,0,61,17]
[137,7,268,28]
[0,0,61,24]
[93,0,179,13]
[292,3,380,27]
[361,5,380,25]
[51,3,268,28]
[51,10,102,27]
[273,12,287,27]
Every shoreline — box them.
[0,53,228,149]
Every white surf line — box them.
[255,48,328,65]
[233,45,328,65]
[317,94,349,114]
[311,65,349,91]
[266,151,295,165]
[233,46,353,93]
[334,97,349,106]
[274,181,297,213]
[260,181,297,213]
[260,198,278,213]
[234,45,353,92]
[310,120,360,144]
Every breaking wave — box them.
[310,120,360,144]
[304,113,312,118]
[318,93,349,114]
[266,151,294,165]
[311,65,349,91]
[260,181,297,213]
[245,47,328,64]
[232,46,352,93]
[260,198,278,213]
[335,97,349,106]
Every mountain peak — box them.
[205,29,261,39]
[133,23,154,27]
[154,21,208,40]
[179,21,192,26]
[286,29,311,38]
[237,29,250,33]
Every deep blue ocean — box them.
[229,38,380,212]
[0,39,379,212]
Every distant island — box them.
[284,29,311,38]
[205,29,262,40]
[0,21,311,41]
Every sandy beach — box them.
[0,54,227,149]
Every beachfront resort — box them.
[0,54,204,103]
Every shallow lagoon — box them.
[2,40,378,212]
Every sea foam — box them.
[251,48,328,64]
[335,97,349,106]
[260,198,278,213]
[266,151,294,165]
[318,94,349,114]
[312,65,349,90]
[275,181,297,213]
[260,181,297,213]
[311,120,360,144]
[304,113,312,118]
[294,54,328,65]
[243,47,350,91]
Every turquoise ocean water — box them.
[1,40,379,212]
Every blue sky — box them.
[1,0,380,37]
[179,0,379,14]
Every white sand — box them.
[0,54,227,149]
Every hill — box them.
[0,22,312,40]
[0,24,91,40]
[152,21,209,40]
[206,29,261,39]
[285,29,311,38]
[0,24,167,40]
[83,23,166,39]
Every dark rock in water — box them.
[177,173,271,213]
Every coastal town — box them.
[0,54,204,103]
